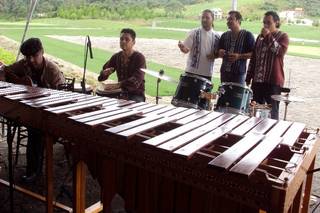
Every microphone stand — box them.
[156,69,164,104]
[82,35,93,94]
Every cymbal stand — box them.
[155,70,164,104]
[281,89,291,121]
[283,100,289,121]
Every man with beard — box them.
[178,9,220,81]
[218,11,255,84]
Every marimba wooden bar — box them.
[0,81,319,213]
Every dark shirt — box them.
[219,30,255,75]
[246,31,289,87]
[98,51,146,96]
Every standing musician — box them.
[98,28,146,103]
[246,11,289,120]
[178,9,220,81]
[218,11,255,84]
[2,38,65,182]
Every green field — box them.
[0,16,319,96]
[0,18,220,96]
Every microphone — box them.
[87,35,93,59]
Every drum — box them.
[73,83,93,94]
[96,88,122,98]
[215,82,252,114]
[96,83,122,99]
[171,73,212,110]
[252,104,271,119]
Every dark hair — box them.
[120,28,136,41]
[202,9,214,20]
[229,10,242,24]
[265,11,281,28]
[20,37,43,56]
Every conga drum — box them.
[96,83,122,99]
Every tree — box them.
[304,0,320,16]
[165,0,185,17]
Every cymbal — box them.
[140,68,177,83]
[271,94,305,103]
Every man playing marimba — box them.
[2,38,65,182]
[98,28,146,102]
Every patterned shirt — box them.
[99,51,146,95]
[219,30,255,74]
[183,27,220,77]
[246,31,289,87]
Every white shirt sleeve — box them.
[183,30,194,49]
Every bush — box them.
[0,48,15,65]
[312,20,320,27]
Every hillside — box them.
[0,0,319,20]
[184,0,319,20]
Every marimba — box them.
[0,81,319,213]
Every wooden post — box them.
[73,160,87,213]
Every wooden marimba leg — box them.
[45,134,54,213]
[291,183,304,213]
[100,158,117,213]
[73,160,87,213]
[301,157,316,213]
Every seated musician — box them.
[3,38,65,182]
[98,28,146,102]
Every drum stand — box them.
[155,70,164,104]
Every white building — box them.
[211,8,223,20]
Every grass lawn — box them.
[0,18,220,96]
